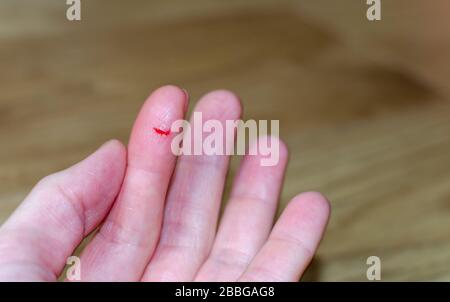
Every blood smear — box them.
[153,127,170,136]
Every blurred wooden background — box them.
[1,0,450,281]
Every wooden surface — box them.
[1,0,450,281]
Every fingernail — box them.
[182,88,189,112]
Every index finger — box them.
[78,85,188,281]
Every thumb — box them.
[0,140,126,281]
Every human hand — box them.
[0,86,330,281]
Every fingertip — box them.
[277,137,289,161]
[289,191,331,222]
[147,85,188,111]
[252,135,288,160]
[150,84,187,99]
[68,139,126,175]
[76,139,127,187]
[136,85,188,126]
[99,139,127,168]
[101,139,126,153]
[196,89,242,119]
[129,85,189,160]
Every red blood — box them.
[153,127,170,136]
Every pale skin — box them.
[0,86,330,281]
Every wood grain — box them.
[1,0,450,281]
